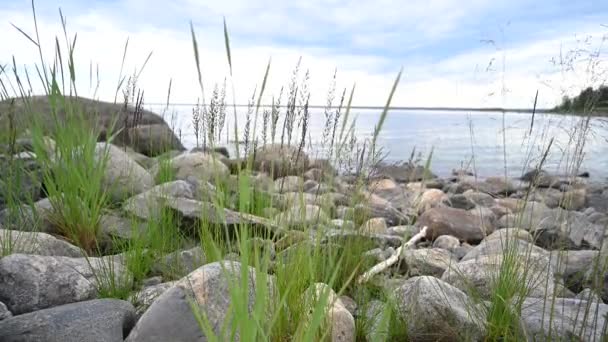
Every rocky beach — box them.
[0,96,607,341]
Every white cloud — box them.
[0,1,606,111]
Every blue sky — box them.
[1,0,607,107]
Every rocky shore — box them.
[0,97,607,341]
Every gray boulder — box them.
[394,276,485,341]
[152,152,229,184]
[0,229,83,257]
[0,253,128,314]
[253,144,309,179]
[126,261,275,342]
[416,206,495,243]
[97,143,155,202]
[0,298,136,342]
[127,124,184,157]
[0,301,11,321]
[442,253,558,300]
[521,297,608,341]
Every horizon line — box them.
[145,103,553,113]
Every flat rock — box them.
[0,298,136,342]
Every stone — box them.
[498,205,605,250]
[100,214,147,244]
[322,229,404,249]
[303,283,355,342]
[445,194,476,210]
[417,189,448,214]
[0,197,55,233]
[402,248,455,277]
[330,219,355,230]
[416,206,495,243]
[0,96,184,156]
[394,276,485,341]
[152,247,206,279]
[369,178,399,192]
[461,230,547,262]
[360,217,388,234]
[0,301,11,321]
[575,288,603,304]
[0,298,136,342]
[97,143,155,202]
[127,124,184,157]
[551,250,600,288]
[338,295,357,316]
[386,225,419,238]
[303,168,324,182]
[521,297,608,341]
[442,253,558,300]
[126,261,275,342]
[561,188,587,211]
[0,229,83,257]
[432,235,461,251]
[274,176,304,193]
[463,190,495,207]
[152,152,229,184]
[275,204,329,228]
[130,281,176,318]
[253,144,309,179]
[0,253,128,314]
[373,162,437,182]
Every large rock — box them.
[402,248,455,277]
[122,180,197,218]
[152,152,229,184]
[0,95,184,156]
[126,261,275,342]
[0,298,136,342]
[521,297,608,341]
[0,197,55,233]
[274,176,304,193]
[274,204,329,228]
[460,228,548,262]
[416,189,448,214]
[302,283,355,342]
[152,247,206,279]
[127,124,184,157]
[498,205,606,250]
[394,276,485,341]
[442,253,558,300]
[416,206,495,243]
[97,143,155,202]
[0,253,128,314]
[0,301,11,321]
[0,229,83,257]
[130,281,176,318]
[253,144,309,178]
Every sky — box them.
[1,0,607,108]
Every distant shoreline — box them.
[146,102,608,116]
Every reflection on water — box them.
[153,105,608,180]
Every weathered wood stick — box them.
[357,226,429,284]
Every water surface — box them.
[152,105,608,180]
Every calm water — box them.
[153,105,608,180]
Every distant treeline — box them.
[555,85,608,115]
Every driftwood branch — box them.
[357,226,429,284]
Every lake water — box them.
[152,105,608,180]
